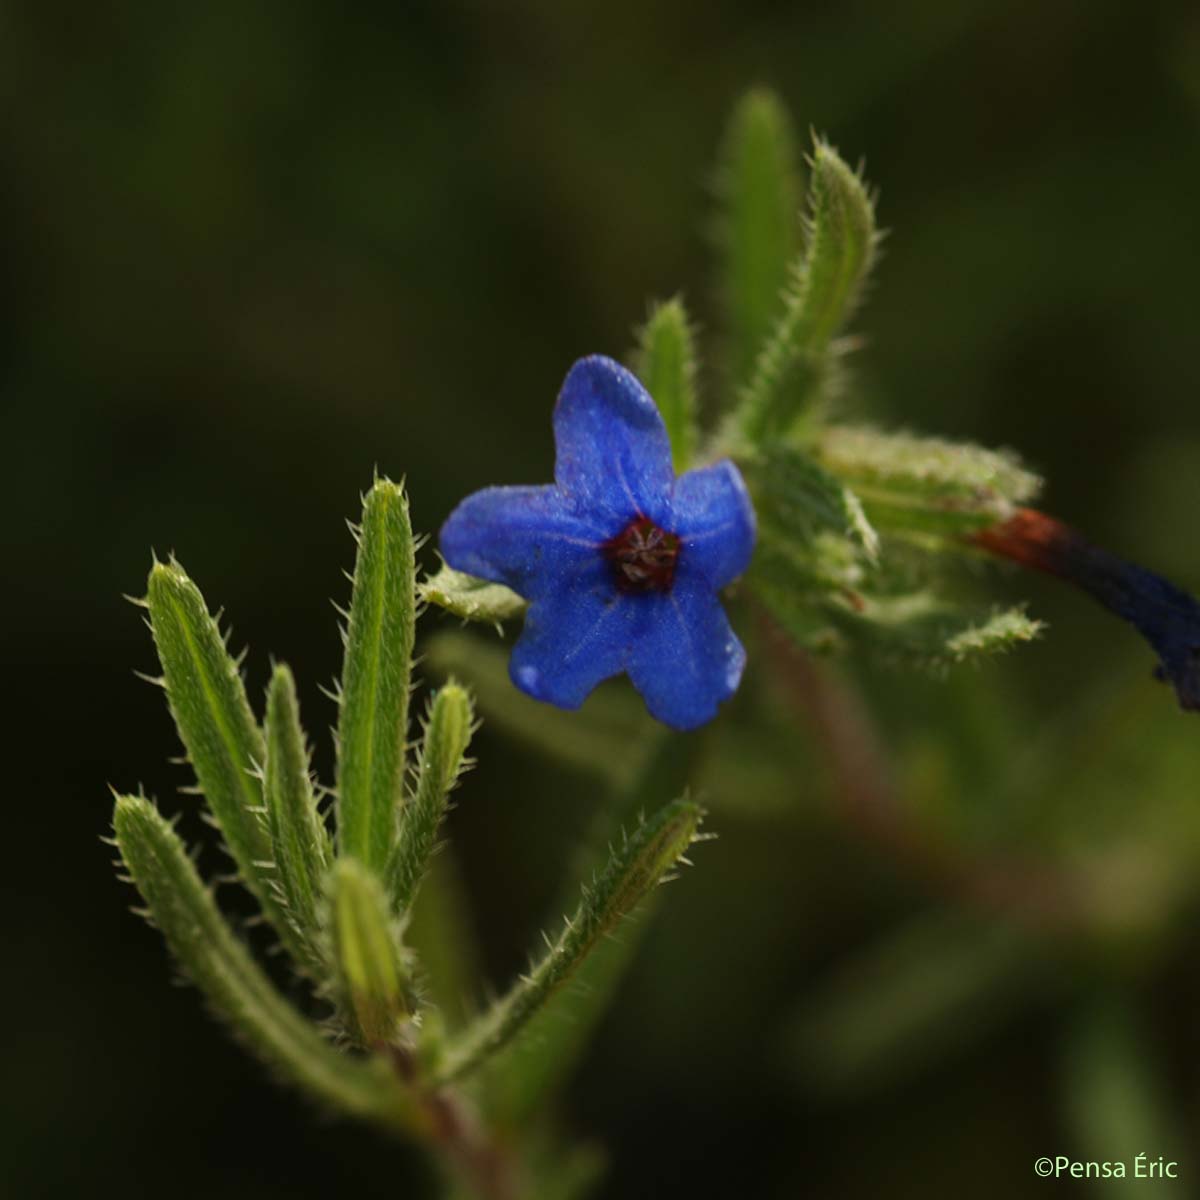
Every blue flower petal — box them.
[670,460,757,590]
[554,355,675,525]
[438,354,759,731]
[439,484,606,597]
[625,577,747,730]
[509,565,631,708]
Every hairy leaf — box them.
[635,296,700,471]
[434,800,703,1085]
[329,858,415,1046]
[738,138,878,441]
[748,444,879,562]
[816,425,1042,532]
[145,560,297,955]
[113,794,423,1133]
[389,683,475,917]
[337,478,417,870]
[264,664,332,974]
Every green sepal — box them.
[815,424,1042,533]
[329,858,416,1047]
[749,528,869,618]
[635,296,701,471]
[746,443,879,563]
[264,663,332,975]
[112,794,425,1135]
[434,800,704,1086]
[388,682,475,917]
[144,559,297,957]
[336,477,417,870]
[419,563,526,626]
[752,541,1043,667]
[738,137,878,442]
[713,87,801,391]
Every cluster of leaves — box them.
[112,478,704,1199]
[424,89,1043,673]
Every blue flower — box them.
[439,355,756,730]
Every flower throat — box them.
[602,516,681,593]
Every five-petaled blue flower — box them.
[439,355,756,730]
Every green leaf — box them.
[388,683,475,917]
[488,732,706,1122]
[337,477,417,870]
[747,444,879,562]
[845,595,1043,668]
[112,794,424,1134]
[751,539,1043,667]
[749,528,868,615]
[939,607,1044,661]
[434,800,704,1086]
[329,858,416,1047]
[144,559,297,955]
[714,87,801,391]
[738,137,878,442]
[419,563,526,626]
[424,632,649,785]
[634,296,700,471]
[815,424,1042,532]
[263,664,332,974]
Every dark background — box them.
[5,2,1200,1197]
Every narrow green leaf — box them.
[264,663,331,974]
[489,732,706,1122]
[329,858,415,1047]
[794,139,878,347]
[419,563,526,626]
[337,477,417,870]
[939,607,1044,661]
[112,794,424,1134]
[842,594,1043,668]
[144,560,296,952]
[424,632,649,785]
[634,297,700,471]
[815,424,1042,532]
[739,137,878,442]
[714,87,801,390]
[389,683,474,917]
[434,800,704,1085]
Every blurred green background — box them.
[5,1,1200,1196]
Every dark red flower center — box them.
[602,516,681,593]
